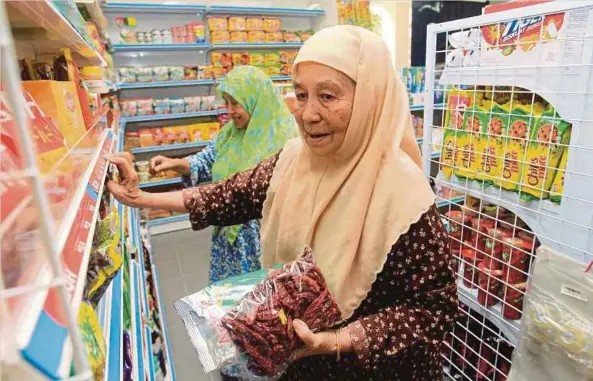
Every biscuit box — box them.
[440,90,474,180]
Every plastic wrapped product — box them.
[153,98,171,115]
[184,96,201,113]
[170,98,185,114]
[263,18,281,32]
[444,210,472,251]
[121,99,138,117]
[230,32,248,43]
[208,16,229,31]
[265,32,284,43]
[248,31,265,43]
[221,248,342,377]
[184,65,198,80]
[152,66,169,82]
[211,31,230,44]
[136,67,153,82]
[136,98,154,116]
[78,301,107,380]
[118,67,137,83]
[169,66,184,81]
[246,18,264,32]
[229,17,246,32]
[200,96,216,111]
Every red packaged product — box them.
[476,338,497,380]
[501,236,534,285]
[445,210,472,251]
[469,215,496,261]
[221,247,341,377]
[477,262,503,307]
[483,227,513,270]
[502,282,527,320]
[461,248,481,289]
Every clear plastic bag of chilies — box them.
[220,247,342,378]
[508,246,593,381]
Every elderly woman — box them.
[108,25,457,380]
[141,66,297,283]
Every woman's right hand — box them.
[150,155,190,176]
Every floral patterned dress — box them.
[183,153,459,381]
[182,143,262,284]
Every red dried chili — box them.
[221,248,341,377]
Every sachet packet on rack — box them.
[175,247,342,379]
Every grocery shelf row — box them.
[102,3,325,17]
[121,109,224,124]
[112,42,304,52]
[117,75,293,90]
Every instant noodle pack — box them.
[207,16,312,44]
[120,96,221,117]
[440,88,571,204]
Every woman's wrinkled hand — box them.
[106,152,147,208]
[292,320,350,360]
[150,155,190,176]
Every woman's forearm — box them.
[174,158,191,176]
[140,190,186,213]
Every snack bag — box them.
[250,53,265,67]
[152,66,169,82]
[120,100,138,117]
[213,67,229,79]
[229,17,246,31]
[118,67,136,83]
[170,98,185,114]
[136,98,154,116]
[280,51,298,64]
[246,18,264,31]
[549,147,568,204]
[263,18,281,32]
[283,32,300,43]
[232,52,251,66]
[208,17,229,31]
[153,98,171,115]
[184,96,201,113]
[230,32,248,43]
[184,65,198,80]
[78,301,106,381]
[520,108,571,200]
[265,32,284,43]
[480,104,508,185]
[211,31,230,44]
[263,66,280,77]
[202,66,214,79]
[211,52,232,69]
[248,31,265,43]
[454,102,490,180]
[440,90,473,179]
[264,52,280,67]
[494,103,543,191]
[169,66,184,81]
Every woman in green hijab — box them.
[150,66,297,283]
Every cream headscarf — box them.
[261,25,435,319]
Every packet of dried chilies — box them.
[221,247,342,378]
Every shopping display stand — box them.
[423,2,593,379]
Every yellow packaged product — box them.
[211,52,232,69]
[208,16,228,31]
[202,66,214,79]
[264,52,281,66]
[230,31,248,43]
[265,32,284,43]
[263,17,281,32]
[210,31,230,44]
[246,17,264,31]
[248,31,265,43]
[250,52,265,67]
[455,102,491,181]
[264,66,281,77]
[212,67,229,79]
[440,90,473,179]
[280,51,298,64]
[494,103,544,192]
[78,301,106,381]
[479,104,508,185]
[232,52,251,66]
[520,108,571,201]
[229,16,246,31]
[23,80,87,149]
[549,148,568,204]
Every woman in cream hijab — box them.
[109,25,457,380]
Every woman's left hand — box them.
[293,320,351,360]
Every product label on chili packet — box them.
[440,90,473,179]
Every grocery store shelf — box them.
[211,42,303,50]
[132,141,210,154]
[112,43,210,52]
[456,277,521,346]
[146,214,191,235]
[103,2,207,14]
[208,5,324,17]
[105,271,123,381]
[6,0,107,66]
[436,196,465,208]
[152,267,176,380]
[139,177,183,189]
[118,79,216,90]
[271,75,293,81]
[75,0,108,39]
[121,110,221,123]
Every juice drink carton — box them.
[520,108,571,200]
[23,81,87,149]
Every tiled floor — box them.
[152,227,221,381]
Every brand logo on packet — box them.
[500,16,543,44]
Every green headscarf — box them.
[213,65,298,243]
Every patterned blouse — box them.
[183,153,458,380]
[182,143,262,284]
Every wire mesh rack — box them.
[423,2,593,380]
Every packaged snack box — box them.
[440,90,473,179]
[454,102,490,180]
[264,52,280,67]
[248,31,265,43]
[265,32,283,43]
[494,103,544,191]
[479,103,508,185]
[202,66,214,79]
[184,65,198,80]
[520,108,571,201]
[250,53,265,67]
[152,66,168,82]
[549,148,568,204]
[211,52,232,69]
[263,17,281,32]
[23,81,87,149]
[208,16,228,31]
[210,31,230,44]
[229,17,246,32]
[230,32,248,43]
[169,66,184,81]
[246,17,264,31]
[232,52,251,66]
[283,31,300,43]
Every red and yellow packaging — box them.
[232,52,251,66]
[246,17,263,31]
[248,31,265,43]
[440,89,473,179]
[479,104,508,185]
[549,147,568,204]
[455,101,491,180]
[23,81,86,149]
